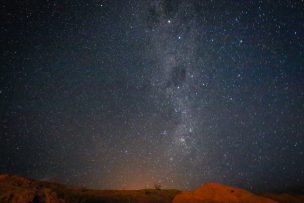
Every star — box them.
[1,0,303,192]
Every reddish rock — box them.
[173,183,277,203]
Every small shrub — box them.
[154,183,161,190]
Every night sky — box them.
[1,0,304,192]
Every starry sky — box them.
[1,0,304,192]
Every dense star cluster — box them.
[1,0,303,192]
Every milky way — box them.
[1,0,304,192]
[146,1,199,158]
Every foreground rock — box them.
[173,183,277,203]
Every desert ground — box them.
[0,174,303,203]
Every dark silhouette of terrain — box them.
[0,174,179,203]
[0,174,303,203]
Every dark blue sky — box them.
[1,0,303,192]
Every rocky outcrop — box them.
[0,175,66,203]
[173,183,277,203]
